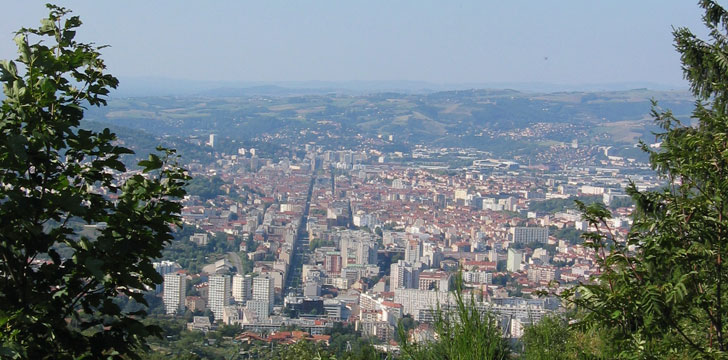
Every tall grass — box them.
[397,273,511,360]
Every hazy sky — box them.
[0,1,717,88]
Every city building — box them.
[247,300,271,320]
[528,266,560,283]
[208,274,231,322]
[507,248,523,272]
[418,270,450,291]
[393,288,453,321]
[339,230,378,266]
[252,276,274,315]
[405,239,422,264]
[163,273,186,315]
[190,233,209,246]
[390,260,420,290]
[153,260,180,294]
[509,227,549,244]
[323,252,342,275]
[232,274,253,303]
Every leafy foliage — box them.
[162,232,241,274]
[398,274,510,360]
[520,314,617,360]
[521,315,571,360]
[185,175,227,200]
[551,226,585,245]
[309,238,336,250]
[325,322,383,359]
[561,2,728,357]
[0,5,188,358]
[608,195,634,209]
[145,320,385,360]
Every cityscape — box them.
[147,128,649,354]
[3,1,727,359]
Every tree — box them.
[398,274,510,360]
[0,5,188,359]
[394,315,417,342]
[563,1,728,357]
[520,314,617,360]
[520,315,570,360]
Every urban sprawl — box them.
[152,135,650,350]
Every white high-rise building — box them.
[163,273,186,315]
[390,260,419,290]
[232,274,243,303]
[154,260,180,294]
[247,300,270,320]
[232,274,253,303]
[391,261,406,290]
[340,237,351,266]
[208,275,231,321]
[208,133,216,148]
[422,242,442,268]
[356,240,378,265]
[507,248,523,273]
[405,240,422,264]
[339,230,378,267]
[252,276,274,315]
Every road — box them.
[282,175,315,297]
[227,251,243,274]
[200,252,243,275]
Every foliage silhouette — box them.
[0,5,188,358]
[562,2,728,357]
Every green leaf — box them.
[39,77,55,95]
[84,257,104,280]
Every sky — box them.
[0,1,717,91]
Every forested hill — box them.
[84,88,694,154]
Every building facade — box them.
[232,274,253,303]
[163,273,186,315]
[208,274,231,321]
[507,248,523,272]
[509,227,548,244]
[252,276,274,315]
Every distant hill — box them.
[86,88,695,158]
[111,78,687,97]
